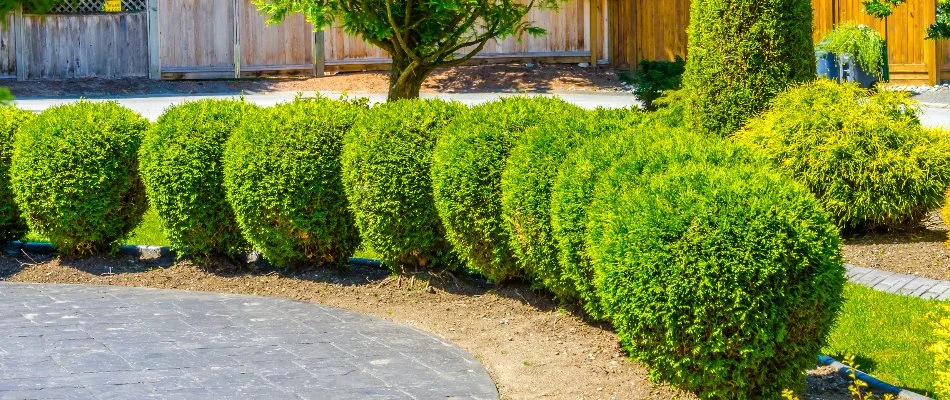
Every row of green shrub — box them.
[0,82,942,397]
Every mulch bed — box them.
[843,211,950,281]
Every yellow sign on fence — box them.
[104,0,122,12]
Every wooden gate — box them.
[608,0,689,68]
[157,0,314,79]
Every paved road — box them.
[0,283,498,400]
[12,92,644,121]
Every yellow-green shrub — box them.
[0,106,30,241]
[342,99,466,270]
[588,161,845,399]
[431,96,583,282]
[736,80,950,230]
[140,99,259,258]
[223,97,365,268]
[11,102,149,254]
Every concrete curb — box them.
[3,241,385,269]
[919,102,950,109]
[818,355,933,399]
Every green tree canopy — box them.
[863,0,950,39]
[255,0,558,100]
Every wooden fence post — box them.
[233,0,241,79]
[147,0,160,80]
[589,0,600,66]
[313,30,325,77]
[13,5,25,81]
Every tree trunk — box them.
[388,56,429,101]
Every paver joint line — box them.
[0,282,499,400]
[846,264,950,300]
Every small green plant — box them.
[431,96,584,282]
[588,161,845,399]
[0,106,30,241]
[933,304,950,399]
[11,101,150,255]
[622,56,686,111]
[736,80,950,231]
[223,97,366,268]
[140,99,259,258]
[0,88,12,105]
[816,22,886,78]
[342,99,466,270]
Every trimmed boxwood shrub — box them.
[342,99,466,270]
[140,99,259,258]
[588,161,845,399]
[0,107,31,242]
[223,97,365,268]
[11,101,150,255]
[431,96,583,282]
[552,129,750,318]
[684,0,815,136]
[735,80,950,230]
[501,107,643,299]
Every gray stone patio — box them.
[0,283,498,400]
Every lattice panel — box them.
[45,0,147,14]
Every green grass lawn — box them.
[23,207,170,247]
[825,283,941,397]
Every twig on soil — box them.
[18,249,37,267]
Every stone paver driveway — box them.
[0,283,498,400]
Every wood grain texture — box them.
[20,13,148,79]
[0,14,15,78]
[239,0,313,68]
[159,0,235,69]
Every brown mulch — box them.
[843,211,950,281]
[4,64,627,99]
[0,253,868,399]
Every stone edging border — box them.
[1,241,384,269]
[818,355,934,400]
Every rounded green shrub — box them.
[683,0,815,136]
[552,129,750,318]
[431,96,584,282]
[342,99,466,270]
[223,97,365,268]
[0,107,31,242]
[588,162,845,399]
[735,80,950,230]
[140,99,259,258]
[501,107,643,299]
[11,101,150,254]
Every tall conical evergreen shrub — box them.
[683,0,815,136]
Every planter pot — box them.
[816,51,840,80]
[839,53,879,89]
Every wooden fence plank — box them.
[0,13,15,78]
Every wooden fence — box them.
[1,0,948,84]
[610,0,947,85]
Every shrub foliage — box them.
[502,107,642,299]
[431,96,583,282]
[342,99,466,270]
[588,162,845,399]
[736,80,950,230]
[223,97,365,267]
[11,101,150,254]
[684,0,815,136]
[141,99,259,258]
[0,106,30,241]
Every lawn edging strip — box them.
[2,241,385,269]
[818,355,934,400]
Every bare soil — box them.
[843,211,950,281]
[5,64,627,99]
[0,254,865,399]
